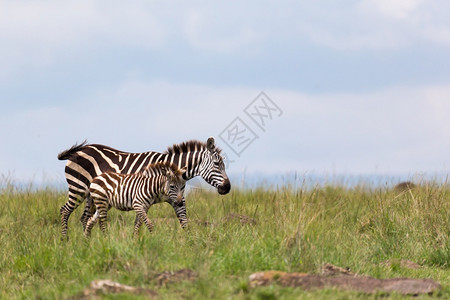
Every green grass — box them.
[0,180,448,299]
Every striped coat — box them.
[85,162,186,237]
[58,138,230,239]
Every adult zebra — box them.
[58,137,230,239]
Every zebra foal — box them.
[85,162,186,238]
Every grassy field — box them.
[0,179,448,299]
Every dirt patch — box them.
[150,268,198,286]
[249,264,440,295]
[73,279,157,299]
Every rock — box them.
[248,265,441,295]
[380,278,440,295]
[76,279,157,299]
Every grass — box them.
[0,179,448,299]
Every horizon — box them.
[2,168,448,192]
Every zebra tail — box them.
[57,140,88,160]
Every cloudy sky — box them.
[1,0,450,186]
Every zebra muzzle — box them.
[218,178,231,195]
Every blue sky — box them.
[1,1,450,186]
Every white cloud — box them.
[0,1,166,80]
[361,0,423,20]
[255,85,450,174]
[183,7,263,54]
[426,26,450,46]
[294,0,450,50]
[0,1,166,48]
[3,0,450,76]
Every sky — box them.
[1,0,450,187]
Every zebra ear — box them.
[207,137,215,153]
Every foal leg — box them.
[80,193,95,231]
[169,197,188,228]
[84,211,99,238]
[133,204,153,234]
[97,207,108,235]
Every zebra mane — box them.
[165,140,222,155]
[142,162,184,177]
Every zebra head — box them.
[198,137,231,195]
[161,163,187,204]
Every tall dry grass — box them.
[0,179,448,298]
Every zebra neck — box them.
[165,151,203,179]
[140,167,156,178]
[143,175,165,197]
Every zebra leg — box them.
[80,193,95,231]
[170,198,188,228]
[133,214,143,238]
[97,208,108,234]
[134,206,154,234]
[60,189,86,240]
[84,211,99,238]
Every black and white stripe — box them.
[57,137,230,239]
[85,162,186,237]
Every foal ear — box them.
[179,167,188,180]
[207,136,215,153]
[180,167,187,176]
